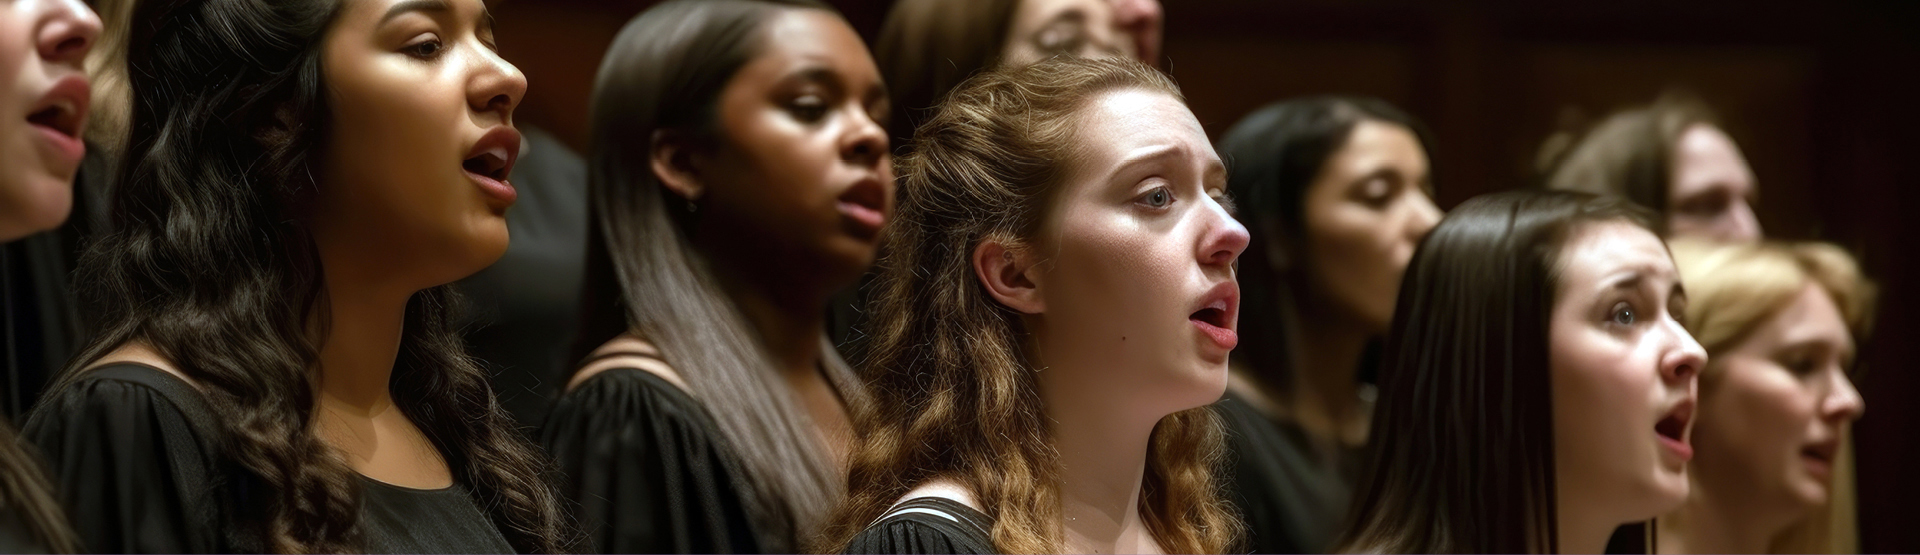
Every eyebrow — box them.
[1112,144,1185,176]
[380,0,450,25]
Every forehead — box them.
[1073,89,1212,165]
[1671,124,1753,186]
[750,8,870,70]
[1755,282,1853,348]
[1013,0,1108,26]
[1326,120,1428,170]
[1558,220,1675,285]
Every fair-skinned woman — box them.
[23,0,570,551]
[539,1,889,552]
[818,56,1245,555]
[1659,240,1873,553]
[0,0,98,551]
[1212,97,1442,553]
[1541,92,1762,243]
[1337,190,1704,554]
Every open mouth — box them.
[1655,400,1694,461]
[1802,441,1838,465]
[27,104,81,140]
[463,148,512,182]
[1190,305,1229,328]
[1189,282,1239,351]
[836,177,888,237]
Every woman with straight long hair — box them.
[817,56,1245,555]
[23,0,571,551]
[1212,96,1442,553]
[1338,190,1704,553]
[538,0,891,552]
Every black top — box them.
[21,363,515,554]
[539,364,765,554]
[1215,392,1362,554]
[843,497,996,555]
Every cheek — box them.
[712,119,837,226]
[328,75,466,216]
[1704,364,1817,461]
[1552,327,1657,449]
[1306,205,1401,317]
[1048,216,1184,346]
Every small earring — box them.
[686,198,698,213]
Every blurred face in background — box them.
[1299,120,1442,333]
[1694,283,1864,516]
[1002,0,1162,68]
[1550,221,1705,527]
[1668,123,1761,243]
[0,0,98,241]
[693,8,892,292]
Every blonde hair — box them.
[1668,239,1876,553]
[813,56,1241,554]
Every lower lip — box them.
[32,124,85,167]
[465,169,517,207]
[837,200,886,236]
[1191,318,1237,350]
[1659,435,1693,462]
[1803,454,1833,481]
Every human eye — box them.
[1135,185,1175,210]
[788,94,829,124]
[1608,301,1638,327]
[402,35,446,60]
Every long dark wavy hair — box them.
[1216,96,1435,406]
[1336,190,1658,553]
[572,0,855,551]
[815,56,1241,555]
[47,0,571,552]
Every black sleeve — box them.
[841,517,995,555]
[538,369,764,554]
[21,369,230,554]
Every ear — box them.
[973,238,1046,315]
[650,129,706,202]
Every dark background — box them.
[490,0,1920,550]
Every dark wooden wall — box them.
[490,0,1920,550]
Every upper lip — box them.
[1189,281,1239,330]
[463,126,522,181]
[27,75,90,140]
[1655,398,1695,443]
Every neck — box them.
[1047,387,1162,554]
[1284,311,1370,444]
[1554,515,1613,555]
[1657,485,1790,554]
[313,275,411,418]
[712,267,826,380]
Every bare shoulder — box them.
[87,342,200,389]
[566,334,690,393]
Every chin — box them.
[2,174,75,236]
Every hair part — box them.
[51,0,571,551]
[573,0,850,551]
[1337,190,1659,554]
[815,56,1241,555]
